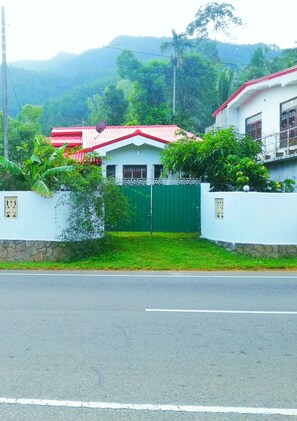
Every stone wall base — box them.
[0,240,67,262]
[215,241,297,258]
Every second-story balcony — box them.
[259,127,297,162]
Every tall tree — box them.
[161,30,193,116]
[187,2,243,40]
[173,53,218,133]
[115,50,220,131]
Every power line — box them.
[7,67,22,113]
[103,45,171,59]
[103,44,245,68]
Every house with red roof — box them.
[211,65,297,184]
[50,124,196,184]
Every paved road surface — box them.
[0,270,296,420]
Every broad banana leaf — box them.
[0,156,25,177]
[32,180,52,198]
[41,165,75,179]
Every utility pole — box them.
[1,6,8,159]
[171,56,177,118]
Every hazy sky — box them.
[2,0,297,62]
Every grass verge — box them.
[1,232,297,271]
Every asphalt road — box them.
[0,270,296,420]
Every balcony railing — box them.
[260,127,297,162]
[107,177,201,186]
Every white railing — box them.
[260,127,297,161]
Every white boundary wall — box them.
[201,183,297,245]
[0,191,70,241]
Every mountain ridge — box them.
[1,35,282,121]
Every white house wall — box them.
[100,142,164,180]
[265,160,297,185]
[215,84,297,135]
[96,135,166,157]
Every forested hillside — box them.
[1,33,295,137]
[2,36,281,113]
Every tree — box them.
[40,81,109,135]
[115,50,218,131]
[117,53,172,125]
[0,136,75,197]
[161,30,193,116]
[269,46,297,73]
[236,47,271,84]
[161,127,291,191]
[160,131,202,177]
[186,2,243,39]
[117,50,143,80]
[217,67,234,104]
[0,105,43,164]
[172,53,219,133]
[87,85,128,125]
[0,133,130,259]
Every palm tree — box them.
[0,136,75,197]
[161,30,192,117]
[217,68,234,104]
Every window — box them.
[106,165,116,178]
[280,98,297,147]
[123,165,147,182]
[246,113,262,140]
[154,165,163,179]
[280,98,297,129]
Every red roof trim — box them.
[51,130,82,137]
[85,130,170,152]
[51,125,178,132]
[52,142,82,147]
[213,65,297,117]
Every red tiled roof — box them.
[213,65,297,117]
[51,135,82,147]
[50,125,195,150]
[69,150,101,164]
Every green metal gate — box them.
[114,184,200,233]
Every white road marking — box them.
[145,309,297,315]
[0,398,296,416]
[1,272,297,279]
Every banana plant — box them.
[0,137,75,197]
